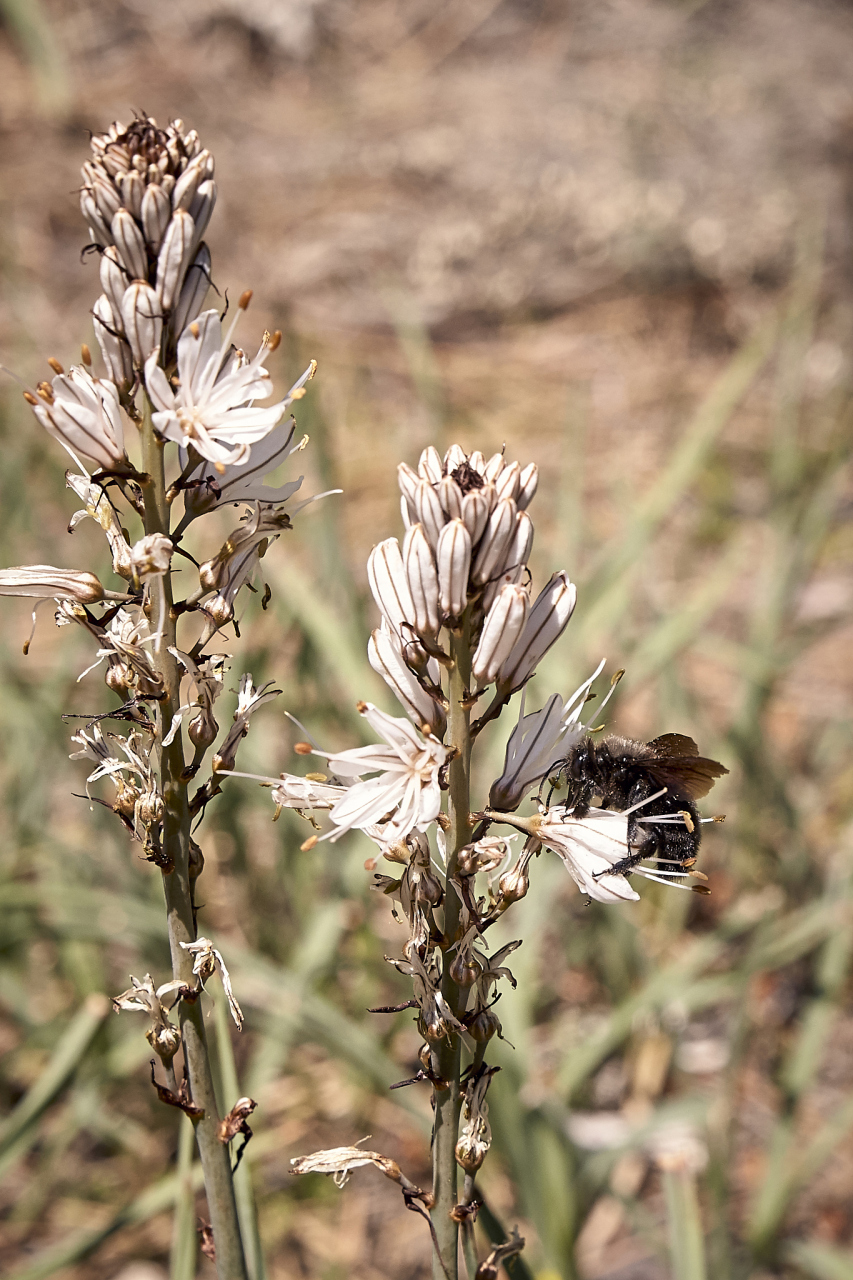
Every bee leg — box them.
[593,852,643,879]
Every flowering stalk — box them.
[431,622,472,1278]
[272,443,726,1275]
[140,402,248,1279]
[1,114,330,1280]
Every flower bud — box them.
[438,474,463,519]
[495,459,520,503]
[121,282,163,365]
[461,488,490,544]
[403,524,440,637]
[397,461,420,516]
[93,295,134,391]
[471,498,517,586]
[483,451,505,483]
[444,443,467,471]
[367,627,445,736]
[498,571,577,692]
[367,538,417,639]
[171,243,211,336]
[80,190,112,246]
[156,209,195,310]
[99,247,129,324]
[119,170,145,219]
[188,179,217,251]
[172,157,204,212]
[111,208,149,281]
[413,479,446,552]
[468,449,486,474]
[91,173,122,223]
[472,583,529,684]
[517,462,538,510]
[418,445,443,483]
[141,182,172,252]
[436,519,471,620]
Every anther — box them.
[293,742,313,755]
[47,357,64,374]
[300,835,318,852]
[267,330,282,352]
[238,289,253,311]
[81,344,92,366]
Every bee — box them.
[546,733,728,878]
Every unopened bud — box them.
[436,519,471,620]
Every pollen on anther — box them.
[300,835,318,852]
[294,742,313,755]
[47,357,64,375]
[189,322,200,339]
[81,345,92,366]
[238,289,253,311]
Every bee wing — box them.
[647,755,729,800]
[647,733,700,757]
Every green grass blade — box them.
[0,993,109,1156]
[664,1168,707,1280]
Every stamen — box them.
[622,786,668,816]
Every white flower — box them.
[367,624,446,736]
[489,661,611,810]
[321,703,450,844]
[178,417,308,521]
[534,808,641,903]
[29,365,129,472]
[144,306,315,468]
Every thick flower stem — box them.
[431,621,474,1280]
[141,403,249,1280]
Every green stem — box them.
[170,1115,198,1280]
[431,621,473,1280]
[141,402,248,1280]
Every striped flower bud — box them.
[121,282,163,365]
[0,566,105,603]
[402,523,440,638]
[156,209,195,310]
[471,498,517,586]
[367,538,416,639]
[494,459,521,503]
[80,189,112,246]
[414,479,446,551]
[99,247,128,324]
[111,208,149,281]
[93,295,133,390]
[368,627,445,736]
[497,571,577,692]
[438,474,463,519]
[418,445,443,483]
[483,451,505,483]
[91,173,122,223]
[172,157,206,212]
[500,510,533,576]
[188,179,217,251]
[472,583,529,685]
[171,243,211,336]
[120,171,145,219]
[460,488,490,545]
[436,519,471,620]
[468,449,486,474]
[517,462,538,510]
[397,461,420,522]
[141,182,172,252]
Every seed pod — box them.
[121,282,163,365]
[467,1008,501,1043]
[141,182,172,252]
[111,208,149,281]
[449,953,481,987]
[156,209,195,311]
[403,523,440,637]
[436,519,471,620]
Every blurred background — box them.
[1,1,853,1278]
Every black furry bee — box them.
[547,733,728,878]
